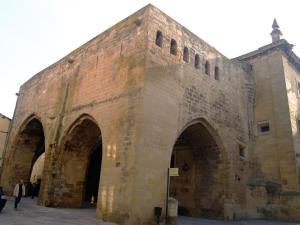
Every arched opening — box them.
[214,66,219,80]
[195,54,200,69]
[169,122,226,219]
[170,39,177,55]
[205,61,210,75]
[54,116,102,208]
[183,47,189,63]
[9,117,45,198]
[155,31,163,47]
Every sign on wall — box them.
[169,168,179,177]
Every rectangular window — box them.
[297,82,300,96]
[258,121,270,134]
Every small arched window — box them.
[205,61,210,75]
[195,54,200,69]
[214,66,219,80]
[170,39,177,55]
[155,31,163,47]
[183,47,189,63]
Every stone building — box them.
[1,4,300,225]
[0,113,10,176]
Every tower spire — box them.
[272,18,279,29]
[271,18,282,43]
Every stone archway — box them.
[53,115,102,208]
[169,120,227,219]
[5,117,45,197]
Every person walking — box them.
[28,182,33,198]
[29,182,36,199]
[13,180,25,210]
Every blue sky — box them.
[1,0,300,118]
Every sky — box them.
[1,0,299,118]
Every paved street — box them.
[177,216,300,225]
[0,197,116,225]
[1,197,300,225]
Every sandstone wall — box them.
[282,57,300,178]
[127,6,256,224]
[245,51,299,191]
[1,6,149,225]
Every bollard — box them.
[168,198,178,225]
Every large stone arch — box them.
[169,117,230,219]
[52,114,103,208]
[1,114,46,196]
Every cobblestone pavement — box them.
[1,197,300,225]
[0,197,116,225]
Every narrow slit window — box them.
[214,66,219,80]
[297,118,300,135]
[155,31,163,47]
[297,82,300,96]
[195,54,200,69]
[170,39,177,55]
[239,145,246,158]
[183,47,189,63]
[205,61,210,75]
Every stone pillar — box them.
[37,143,58,206]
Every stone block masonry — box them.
[2,4,300,225]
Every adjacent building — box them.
[0,113,11,176]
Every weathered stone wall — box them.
[244,51,299,191]
[1,5,149,225]
[236,50,300,222]
[282,57,300,179]
[127,5,256,224]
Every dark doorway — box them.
[84,142,102,205]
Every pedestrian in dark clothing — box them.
[30,182,36,199]
[0,186,3,199]
[0,186,7,213]
[13,180,25,209]
[35,179,41,197]
[28,182,33,198]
